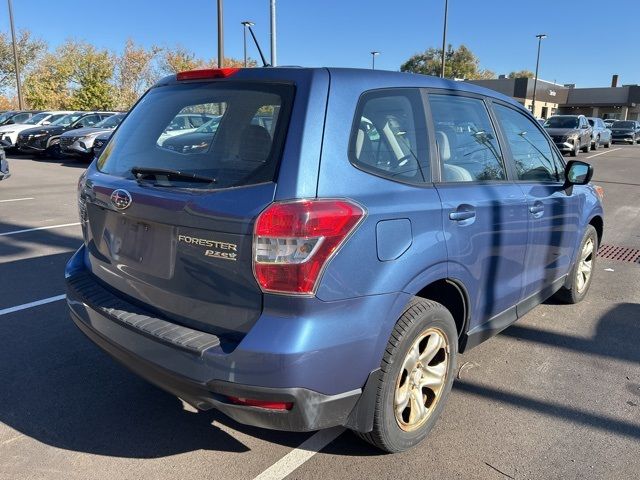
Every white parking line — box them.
[253,427,345,480]
[586,147,621,159]
[0,197,35,203]
[0,294,66,316]
[0,222,80,237]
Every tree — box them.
[160,46,201,75]
[508,70,534,79]
[0,30,46,95]
[24,40,115,110]
[114,39,162,110]
[400,44,494,80]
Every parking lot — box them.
[1,146,639,480]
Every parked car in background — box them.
[17,112,115,158]
[0,110,40,126]
[0,147,8,180]
[0,111,72,150]
[156,112,216,145]
[161,116,221,154]
[91,130,112,158]
[587,117,612,149]
[59,113,125,160]
[610,120,640,144]
[543,115,592,156]
[603,119,618,128]
[67,67,604,454]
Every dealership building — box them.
[467,75,640,121]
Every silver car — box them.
[587,117,612,150]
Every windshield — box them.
[98,82,294,189]
[51,113,83,126]
[0,112,15,124]
[544,116,580,129]
[24,113,50,125]
[94,114,124,129]
[613,121,635,129]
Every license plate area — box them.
[100,213,175,279]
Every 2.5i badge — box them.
[178,234,238,261]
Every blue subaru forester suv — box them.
[66,67,604,452]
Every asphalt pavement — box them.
[0,147,638,480]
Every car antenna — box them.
[246,24,270,67]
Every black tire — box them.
[591,136,599,151]
[46,144,63,159]
[581,139,590,153]
[355,298,458,453]
[554,225,598,304]
[604,138,611,148]
[570,141,578,157]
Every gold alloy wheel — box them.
[576,237,595,293]
[394,327,449,432]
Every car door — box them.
[428,93,529,327]
[491,102,580,302]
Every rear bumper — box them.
[66,245,406,432]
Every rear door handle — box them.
[449,207,476,221]
[529,202,544,215]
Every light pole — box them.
[217,0,224,67]
[371,51,380,70]
[440,0,448,78]
[241,21,254,67]
[270,0,277,66]
[7,0,22,109]
[531,34,547,117]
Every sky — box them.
[1,0,639,88]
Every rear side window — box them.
[98,82,294,189]
[349,89,430,184]
[429,94,505,182]
[493,104,563,182]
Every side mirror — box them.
[565,160,593,186]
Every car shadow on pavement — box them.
[0,222,81,258]
[7,152,89,169]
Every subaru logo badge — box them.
[110,189,132,210]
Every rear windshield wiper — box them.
[131,167,217,185]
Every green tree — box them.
[160,46,200,74]
[0,30,46,95]
[400,44,494,80]
[508,70,535,79]
[114,39,162,110]
[23,52,70,109]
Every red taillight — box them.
[228,396,293,411]
[176,68,240,81]
[253,199,366,295]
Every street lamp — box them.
[531,34,547,117]
[241,21,255,67]
[371,51,380,70]
[7,0,22,109]
[440,0,448,78]
[270,0,277,66]
[217,0,224,67]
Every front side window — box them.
[98,82,293,189]
[349,89,429,184]
[429,94,505,182]
[494,104,563,182]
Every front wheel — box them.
[355,298,457,453]
[46,144,63,159]
[591,136,599,151]
[554,225,598,304]
[570,141,578,157]
[581,139,590,153]
[604,138,611,148]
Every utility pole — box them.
[440,0,448,78]
[7,0,23,109]
[217,0,224,67]
[531,34,547,117]
[241,21,254,67]
[371,51,380,70]
[270,0,277,66]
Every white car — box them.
[156,113,216,146]
[0,111,74,149]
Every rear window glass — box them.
[349,89,430,184]
[98,82,294,189]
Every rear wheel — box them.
[554,225,597,304]
[355,298,457,453]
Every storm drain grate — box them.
[598,244,640,263]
